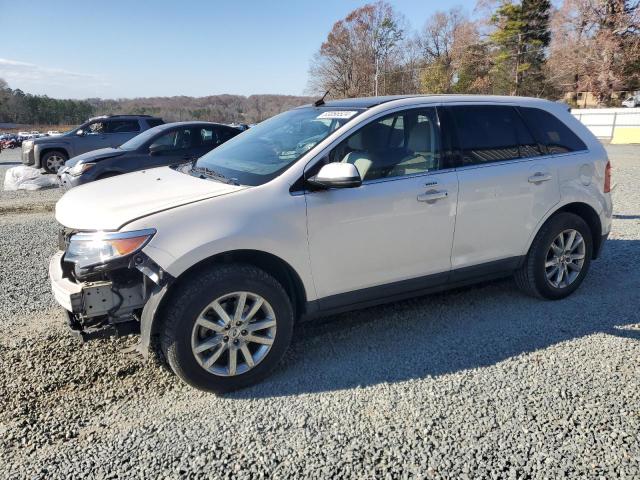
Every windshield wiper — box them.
[191,166,240,186]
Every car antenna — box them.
[314,90,330,107]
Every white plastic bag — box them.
[3,166,59,191]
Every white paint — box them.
[572,107,640,139]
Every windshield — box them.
[119,125,166,151]
[194,107,363,186]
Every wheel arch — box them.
[533,202,604,259]
[38,147,69,167]
[141,249,308,358]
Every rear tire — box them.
[41,150,68,173]
[515,212,593,300]
[160,264,294,394]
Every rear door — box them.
[105,119,141,148]
[447,104,560,272]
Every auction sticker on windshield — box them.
[317,111,358,119]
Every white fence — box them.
[572,107,640,143]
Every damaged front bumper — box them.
[48,250,167,342]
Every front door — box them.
[305,107,459,305]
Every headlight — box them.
[65,229,156,271]
[69,162,95,176]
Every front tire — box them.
[41,150,68,173]
[515,212,593,300]
[160,264,294,393]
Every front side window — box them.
[85,121,107,135]
[519,107,587,154]
[149,128,192,152]
[194,107,363,186]
[326,108,441,181]
[449,105,539,166]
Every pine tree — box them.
[489,0,551,96]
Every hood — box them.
[56,166,247,230]
[33,133,72,145]
[65,147,126,168]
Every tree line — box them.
[309,0,640,106]
[0,78,312,127]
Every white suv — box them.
[50,95,613,393]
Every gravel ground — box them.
[1,145,639,479]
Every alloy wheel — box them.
[191,291,277,377]
[544,229,586,289]
[46,155,65,172]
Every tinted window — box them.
[216,126,240,142]
[196,127,215,146]
[107,120,140,133]
[519,107,587,154]
[149,128,192,152]
[146,118,164,128]
[450,105,539,165]
[327,108,441,181]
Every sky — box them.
[0,0,475,100]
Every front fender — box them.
[34,142,71,166]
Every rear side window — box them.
[146,118,164,128]
[449,105,536,165]
[196,127,215,145]
[217,127,240,142]
[519,107,587,154]
[107,120,140,133]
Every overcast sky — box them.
[1,0,474,99]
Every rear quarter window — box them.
[519,107,587,154]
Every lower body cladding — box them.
[49,251,166,342]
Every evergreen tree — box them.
[489,0,551,96]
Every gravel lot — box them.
[1,145,639,479]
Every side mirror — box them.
[76,129,85,136]
[307,162,362,189]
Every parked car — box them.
[1,135,21,149]
[22,114,164,173]
[50,95,612,393]
[57,122,242,189]
[621,94,640,108]
[47,130,61,136]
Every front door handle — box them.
[417,189,448,203]
[528,172,552,183]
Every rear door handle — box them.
[417,189,448,203]
[528,172,552,183]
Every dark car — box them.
[57,121,242,189]
[22,114,164,173]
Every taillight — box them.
[604,161,612,193]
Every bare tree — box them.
[308,1,405,98]
[548,0,640,105]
